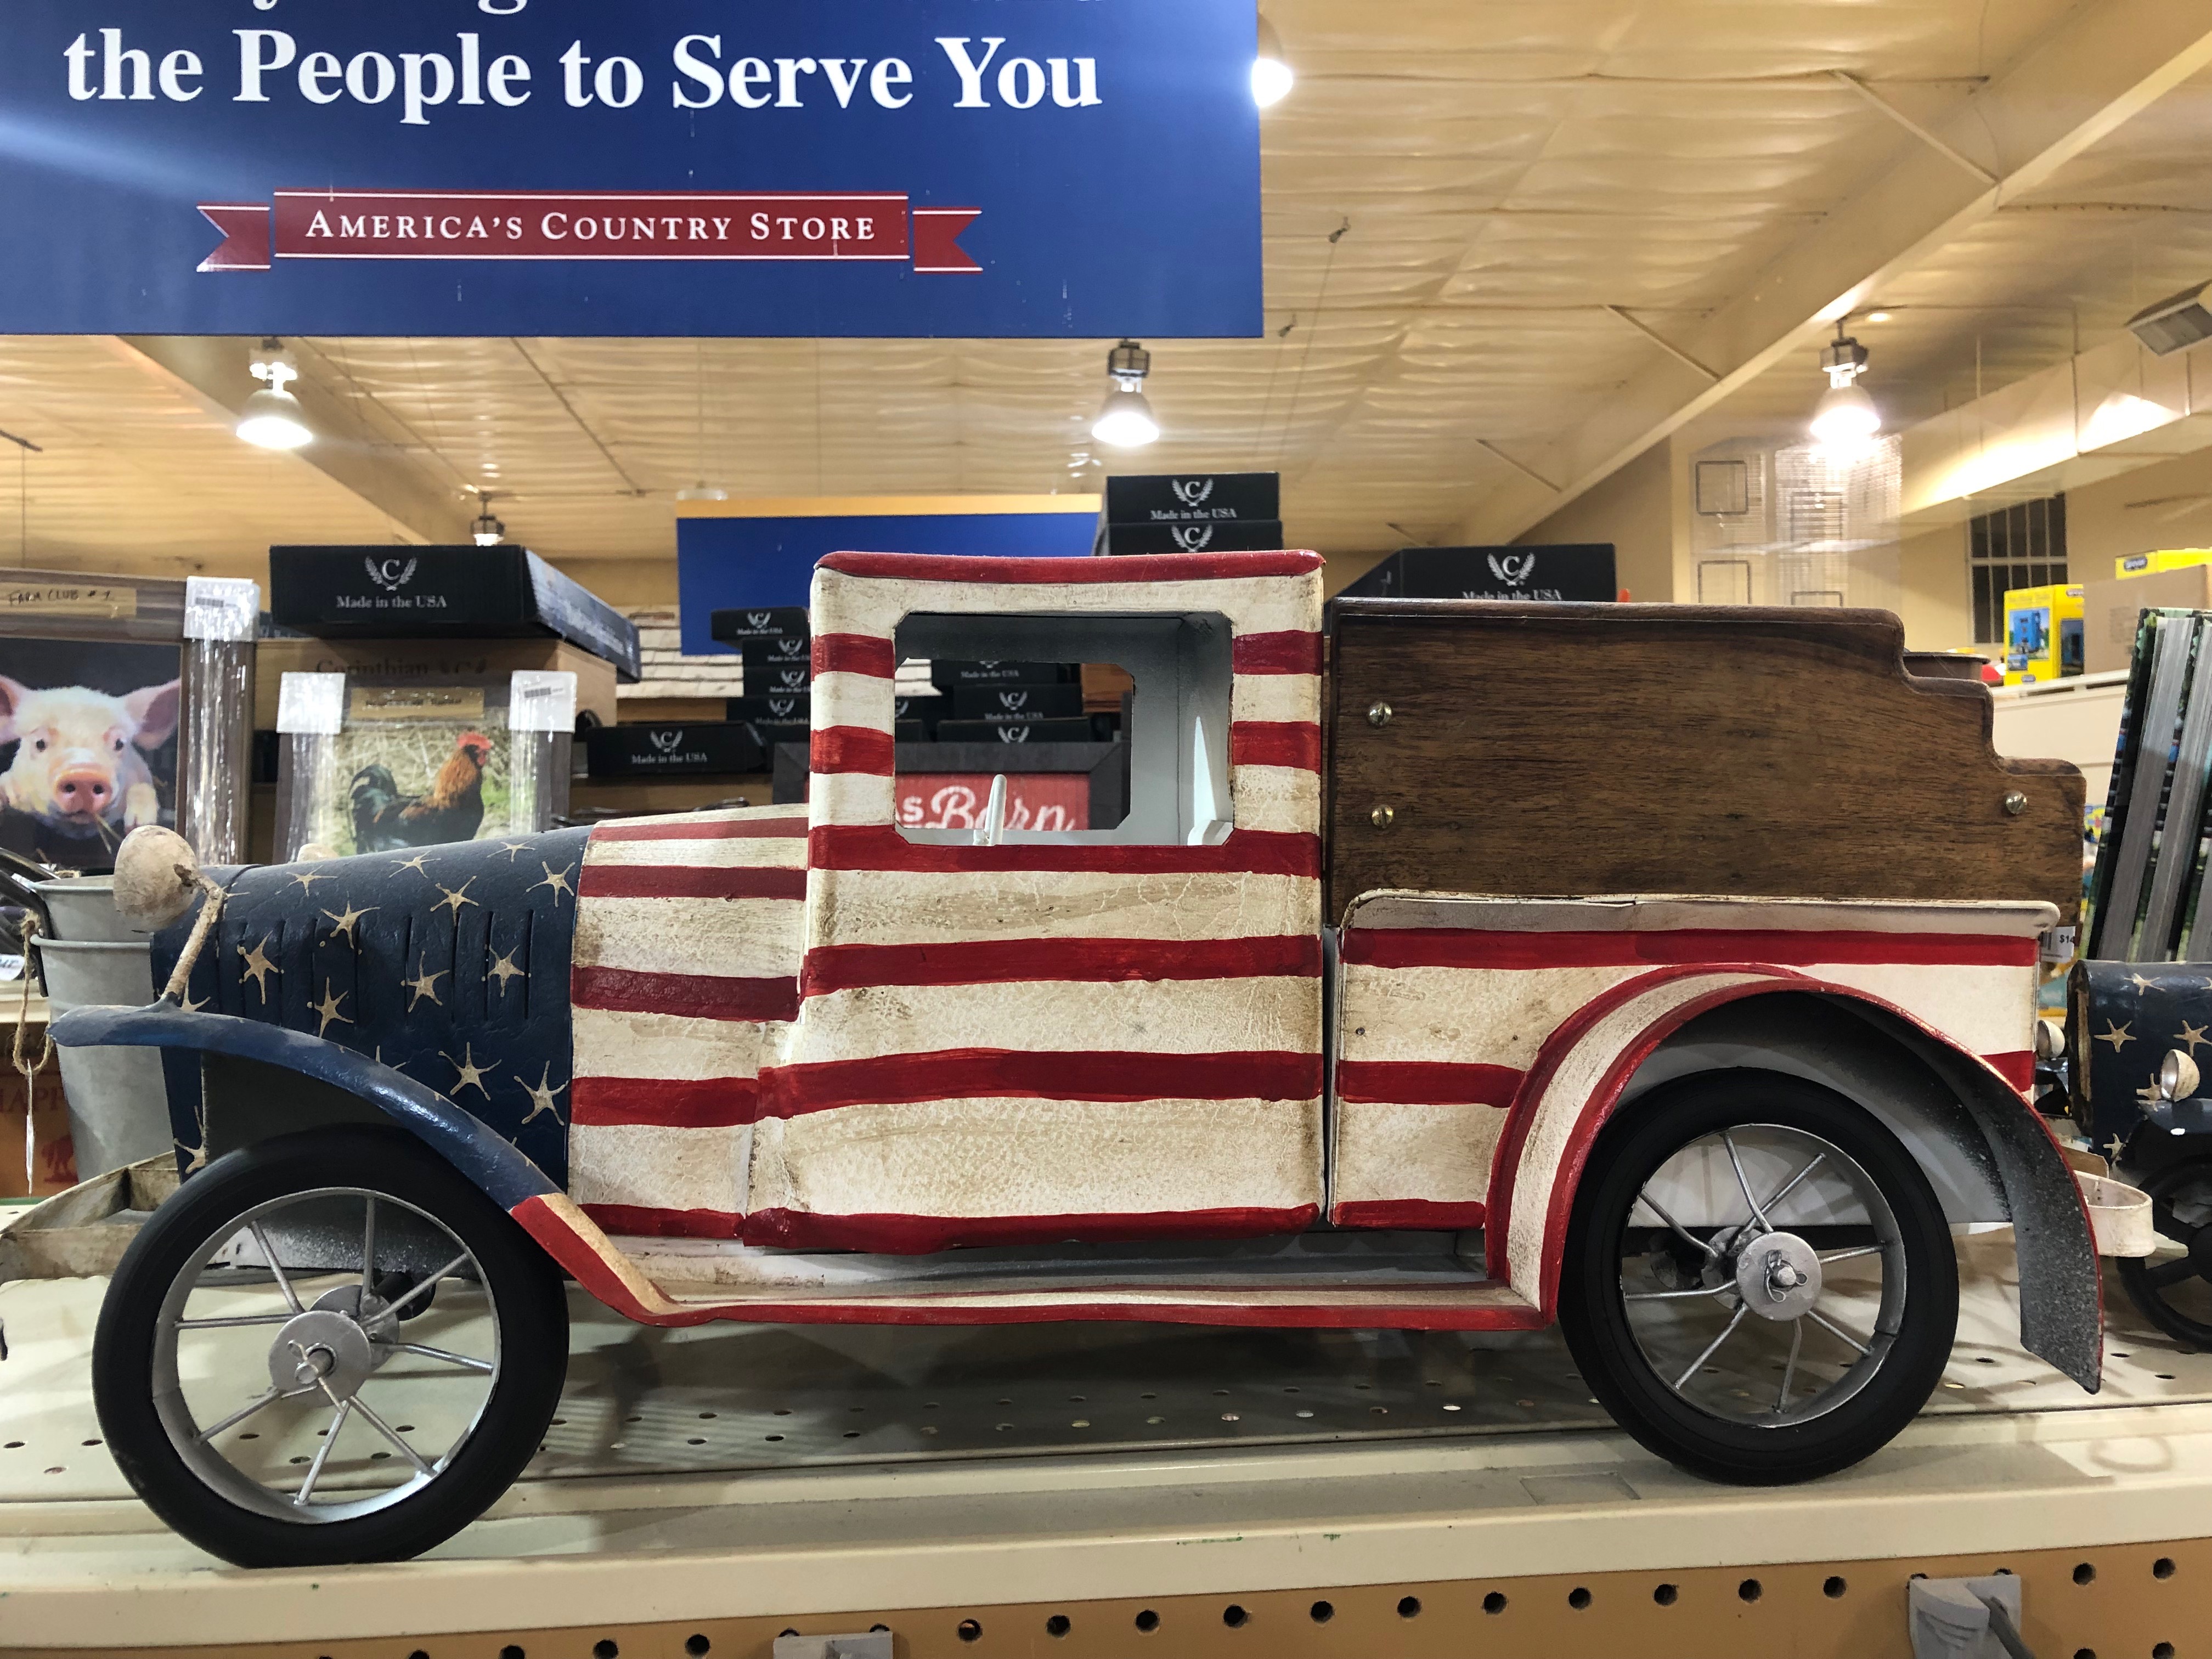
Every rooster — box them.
[349,731,493,851]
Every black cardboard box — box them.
[1102,520,1284,557]
[709,606,810,646]
[744,659,814,697]
[586,721,765,777]
[935,718,1094,744]
[930,661,1075,690]
[1336,544,1617,604]
[740,635,813,678]
[269,545,642,680]
[1105,472,1279,525]
[727,691,811,724]
[894,693,948,735]
[950,684,1086,722]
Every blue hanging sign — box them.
[0,2,1260,338]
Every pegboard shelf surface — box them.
[0,1243,2207,1652]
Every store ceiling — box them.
[8,0,2212,582]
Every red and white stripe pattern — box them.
[1332,895,2053,1253]
[566,803,809,1237]
[749,550,1328,1251]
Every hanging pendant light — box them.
[471,498,506,546]
[1809,324,1879,452]
[1091,339,1160,449]
[1252,17,1294,108]
[236,338,313,450]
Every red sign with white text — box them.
[198,192,980,272]
[897,774,1090,833]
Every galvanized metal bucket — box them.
[30,937,169,1181]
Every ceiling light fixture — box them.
[1809,323,1879,451]
[236,338,313,451]
[1864,310,1893,323]
[676,483,729,502]
[1091,339,1159,449]
[470,496,506,546]
[1252,17,1294,108]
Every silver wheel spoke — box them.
[247,1221,303,1314]
[1808,1307,1872,1357]
[192,1386,285,1445]
[1816,1245,1884,1266]
[1672,1302,1750,1391]
[360,1197,377,1293]
[1775,1318,1803,1414]
[1757,1152,1826,1220]
[1722,1132,1774,1234]
[369,1251,471,1325]
[1624,1284,1737,1302]
[1633,1188,1722,1261]
[349,1393,435,1475]
[175,1313,295,1331]
[375,1340,494,1375]
[294,1400,352,1506]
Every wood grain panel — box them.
[1324,601,2084,926]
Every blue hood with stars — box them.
[153,826,590,1186]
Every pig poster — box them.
[0,638,182,872]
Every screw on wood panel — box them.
[1371,804,1395,828]
[2004,792,2028,815]
[1367,701,1393,726]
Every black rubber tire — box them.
[2114,1160,2212,1348]
[1557,1070,1959,1486]
[93,1126,568,1567]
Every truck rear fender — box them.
[1502,975,2103,1392]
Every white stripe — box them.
[811,669,893,733]
[573,1006,773,1080]
[1232,765,1319,836]
[1231,673,1319,725]
[597,805,807,839]
[575,894,803,979]
[584,835,805,870]
[788,974,1322,1066]
[1331,1099,1506,1209]
[1339,963,1637,1069]
[747,1096,1323,1218]
[810,568,1322,641]
[569,1121,751,1216]
[1810,962,2037,1057]
[808,769,897,827]
[808,866,1320,946]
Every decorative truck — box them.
[64,550,2141,1567]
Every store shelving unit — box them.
[0,1239,2205,1658]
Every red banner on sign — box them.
[197,191,980,274]
[897,774,1090,833]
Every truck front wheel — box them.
[1558,1070,1959,1485]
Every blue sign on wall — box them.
[0,2,1259,338]
[677,505,1098,648]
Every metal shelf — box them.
[1,1238,2208,1657]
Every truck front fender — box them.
[49,1003,557,1212]
[1495,970,2104,1392]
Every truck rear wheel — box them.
[1558,1070,1958,1485]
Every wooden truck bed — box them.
[1322,600,2085,927]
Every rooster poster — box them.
[287,686,516,859]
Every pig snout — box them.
[52,766,115,819]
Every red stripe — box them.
[812,633,896,678]
[571,1076,761,1127]
[579,1202,742,1239]
[820,550,1321,583]
[579,864,806,901]
[1333,1199,1488,1231]
[809,823,1321,879]
[511,1195,1550,1332]
[572,965,800,1023]
[1335,1061,1523,1106]
[800,934,1323,996]
[741,1204,1318,1254]
[758,1048,1324,1116]
[1983,1049,2034,1091]
[591,816,808,843]
[812,725,895,775]
[1229,720,1322,772]
[1344,927,2039,971]
[1232,631,1323,675]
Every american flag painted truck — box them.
[59,550,2145,1566]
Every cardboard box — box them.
[1335,544,1617,603]
[253,636,618,731]
[585,721,766,778]
[2084,567,2212,673]
[2002,583,2084,684]
[1104,471,1279,525]
[269,546,641,680]
[2115,549,2212,579]
[950,684,1086,722]
[1102,519,1284,557]
[709,606,810,645]
[930,661,1074,691]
